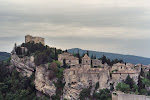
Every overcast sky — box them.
[0,0,150,58]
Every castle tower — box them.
[25,35,45,45]
[25,35,33,43]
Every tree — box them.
[79,87,91,100]
[116,83,130,93]
[91,54,94,59]
[138,75,144,93]
[147,69,150,80]
[14,43,17,51]
[124,75,135,89]
[87,50,89,56]
[54,48,58,60]
[63,59,68,68]
[93,89,111,100]
[49,62,58,72]
[140,68,145,77]
[94,54,96,59]
[101,55,107,64]
[77,50,82,64]
[142,78,150,87]
[65,49,68,52]
[16,47,22,55]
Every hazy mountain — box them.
[0,52,11,61]
[68,48,150,65]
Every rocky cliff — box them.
[11,54,57,98]
[35,65,57,97]
[11,54,35,77]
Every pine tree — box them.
[124,75,135,89]
[102,55,107,64]
[94,54,96,59]
[91,54,94,59]
[138,75,143,93]
[65,49,68,52]
[87,50,89,56]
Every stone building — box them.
[112,70,139,85]
[58,52,79,66]
[112,91,150,100]
[111,63,141,87]
[92,59,103,67]
[25,35,45,45]
[63,67,110,100]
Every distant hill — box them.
[68,48,150,65]
[0,52,11,61]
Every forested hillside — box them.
[0,52,10,61]
[68,48,150,65]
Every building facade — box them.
[58,52,79,66]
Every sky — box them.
[0,0,150,58]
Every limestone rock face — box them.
[11,54,35,77]
[35,65,57,97]
[63,67,110,100]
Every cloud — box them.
[0,0,150,58]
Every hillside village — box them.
[1,35,150,100]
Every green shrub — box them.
[116,83,130,93]
[92,89,111,100]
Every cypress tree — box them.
[87,50,89,56]
[148,69,150,80]
[77,50,81,64]
[54,48,58,60]
[140,68,145,77]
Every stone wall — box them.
[92,59,102,67]
[25,35,45,45]
[63,67,110,100]
[58,52,79,66]
[112,92,150,100]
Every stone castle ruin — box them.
[25,35,45,45]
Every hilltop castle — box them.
[25,35,45,45]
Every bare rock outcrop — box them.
[35,65,57,97]
[11,54,35,77]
